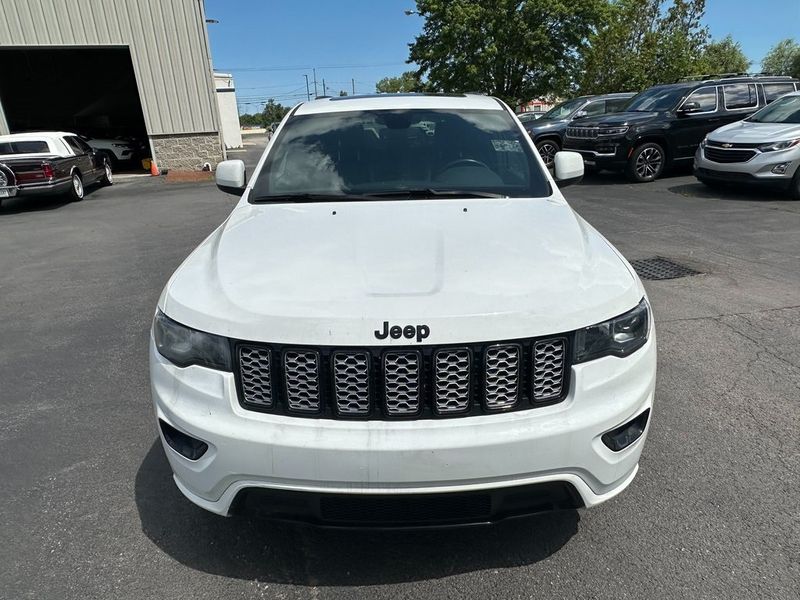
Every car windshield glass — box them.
[250,108,551,200]
[746,95,800,123]
[625,87,688,112]
[541,98,585,119]
[0,140,49,154]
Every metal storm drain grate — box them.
[630,257,701,281]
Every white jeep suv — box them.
[150,94,656,526]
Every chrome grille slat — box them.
[239,346,274,407]
[333,352,371,415]
[533,339,566,401]
[434,349,471,414]
[283,350,321,412]
[484,344,520,410]
[384,351,421,415]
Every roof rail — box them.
[676,72,796,83]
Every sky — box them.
[203,0,800,114]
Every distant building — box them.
[517,98,558,114]
[0,0,224,172]
[214,73,243,150]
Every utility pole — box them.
[313,68,318,97]
[303,74,310,101]
[352,78,355,95]
[322,78,327,96]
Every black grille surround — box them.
[233,335,571,420]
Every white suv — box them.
[695,91,800,198]
[150,94,656,526]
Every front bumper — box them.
[562,137,629,170]
[150,333,656,520]
[694,146,800,189]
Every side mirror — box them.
[573,110,588,119]
[215,160,246,196]
[553,151,584,187]
[678,102,701,114]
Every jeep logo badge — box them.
[374,321,430,343]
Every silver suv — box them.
[695,91,800,199]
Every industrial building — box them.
[0,0,226,171]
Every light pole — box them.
[303,74,311,101]
[313,68,318,97]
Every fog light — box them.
[159,419,209,460]
[771,163,790,175]
[602,409,650,451]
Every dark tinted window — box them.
[723,84,757,109]
[626,86,689,112]
[0,140,49,154]
[605,98,630,112]
[582,100,606,117]
[252,109,551,199]
[64,136,84,154]
[763,83,797,103]
[684,87,718,112]
[74,137,93,154]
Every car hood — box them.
[708,119,800,143]
[162,197,642,345]
[574,112,660,127]
[525,118,568,134]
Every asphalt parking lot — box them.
[1,141,798,599]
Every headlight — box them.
[153,310,232,371]
[598,126,628,136]
[574,298,650,363]
[758,138,800,152]
[700,136,708,148]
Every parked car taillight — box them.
[41,162,55,179]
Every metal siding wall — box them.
[0,0,219,135]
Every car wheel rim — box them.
[105,164,113,183]
[538,143,558,167]
[73,176,83,197]
[635,147,662,179]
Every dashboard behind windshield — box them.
[251,108,551,200]
[747,94,800,123]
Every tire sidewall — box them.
[69,172,84,201]
[627,142,665,183]
[535,138,560,169]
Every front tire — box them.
[67,172,84,201]
[99,160,113,186]
[535,139,560,169]
[626,142,665,183]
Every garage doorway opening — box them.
[0,46,149,171]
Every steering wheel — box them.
[435,158,491,176]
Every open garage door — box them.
[0,46,149,169]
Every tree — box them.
[262,99,289,125]
[579,0,709,95]
[699,35,750,74]
[761,38,800,75]
[791,52,800,79]
[407,0,607,106]
[375,71,423,93]
[339,90,349,96]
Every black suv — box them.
[562,75,800,182]
[523,93,634,168]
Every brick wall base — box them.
[150,132,224,172]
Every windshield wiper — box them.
[250,192,370,203]
[365,188,507,199]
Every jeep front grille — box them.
[484,344,521,409]
[384,351,422,415]
[532,339,565,401]
[283,350,321,412]
[235,336,570,420]
[566,126,599,139]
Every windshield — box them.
[746,94,800,123]
[541,98,586,119]
[250,108,551,200]
[625,86,688,112]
